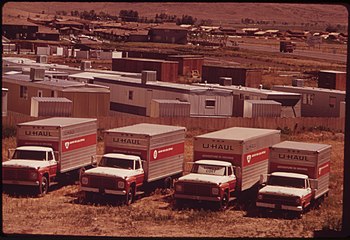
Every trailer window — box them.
[302,93,314,105]
[205,99,216,108]
[128,90,134,100]
[13,150,46,161]
[20,86,28,99]
[268,175,306,188]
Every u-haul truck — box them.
[256,141,331,217]
[79,123,186,205]
[2,117,97,196]
[174,127,281,210]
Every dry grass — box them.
[2,128,344,237]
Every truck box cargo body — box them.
[104,123,186,182]
[16,117,97,173]
[268,141,331,199]
[193,127,281,191]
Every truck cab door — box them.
[227,166,236,190]
[135,160,145,186]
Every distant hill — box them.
[2,2,348,32]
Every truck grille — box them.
[3,168,31,181]
[87,175,117,190]
[183,183,212,196]
[260,194,299,206]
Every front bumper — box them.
[2,180,39,186]
[80,186,126,195]
[174,193,221,202]
[256,201,303,212]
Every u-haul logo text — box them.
[25,131,53,137]
[113,138,140,145]
[203,143,234,151]
[279,154,308,161]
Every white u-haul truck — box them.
[79,123,186,205]
[2,117,97,196]
[174,127,281,210]
[256,141,331,217]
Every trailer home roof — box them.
[106,123,185,136]
[273,85,346,95]
[271,141,331,152]
[94,75,233,95]
[18,117,96,127]
[197,127,280,141]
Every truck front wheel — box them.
[38,176,49,196]
[125,186,135,205]
[218,192,229,211]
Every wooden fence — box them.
[2,111,345,135]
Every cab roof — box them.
[103,153,140,160]
[16,146,53,151]
[194,160,232,167]
[271,172,309,179]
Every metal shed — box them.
[243,100,281,118]
[272,85,346,117]
[150,99,191,118]
[30,97,72,117]
[166,55,204,77]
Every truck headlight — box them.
[81,177,88,185]
[175,184,183,192]
[211,187,220,195]
[117,181,125,189]
[29,172,38,180]
[257,194,263,200]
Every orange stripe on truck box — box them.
[61,133,96,152]
[150,142,184,161]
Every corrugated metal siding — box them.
[167,55,204,76]
[30,97,72,117]
[315,173,329,199]
[148,155,183,182]
[150,99,190,117]
[241,160,268,191]
[243,100,281,118]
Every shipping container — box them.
[243,100,281,118]
[202,65,262,88]
[104,123,186,182]
[16,117,97,173]
[150,99,191,118]
[269,141,331,199]
[112,58,179,82]
[318,70,346,91]
[30,97,73,117]
[194,127,281,191]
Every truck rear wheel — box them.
[38,176,49,196]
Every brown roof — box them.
[3,18,38,26]
[37,26,59,34]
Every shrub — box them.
[2,126,16,138]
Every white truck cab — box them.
[174,160,237,210]
[256,172,315,213]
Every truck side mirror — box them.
[233,166,241,178]
[259,174,267,185]
[91,155,97,167]
[310,179,318,190]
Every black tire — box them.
[175,199,185,209]
[85,192,94,203]
[39,176,49,196]
[219,192,229,211]
[125,186,135,205]
[164,177,173,189]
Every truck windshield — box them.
[12,150,46,161]
[100,157,134,170]
[268,176,306,188]
[191,164,226,176]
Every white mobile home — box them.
[93,73,233,117]
[272,85,346,117]
[195,83,301,117]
